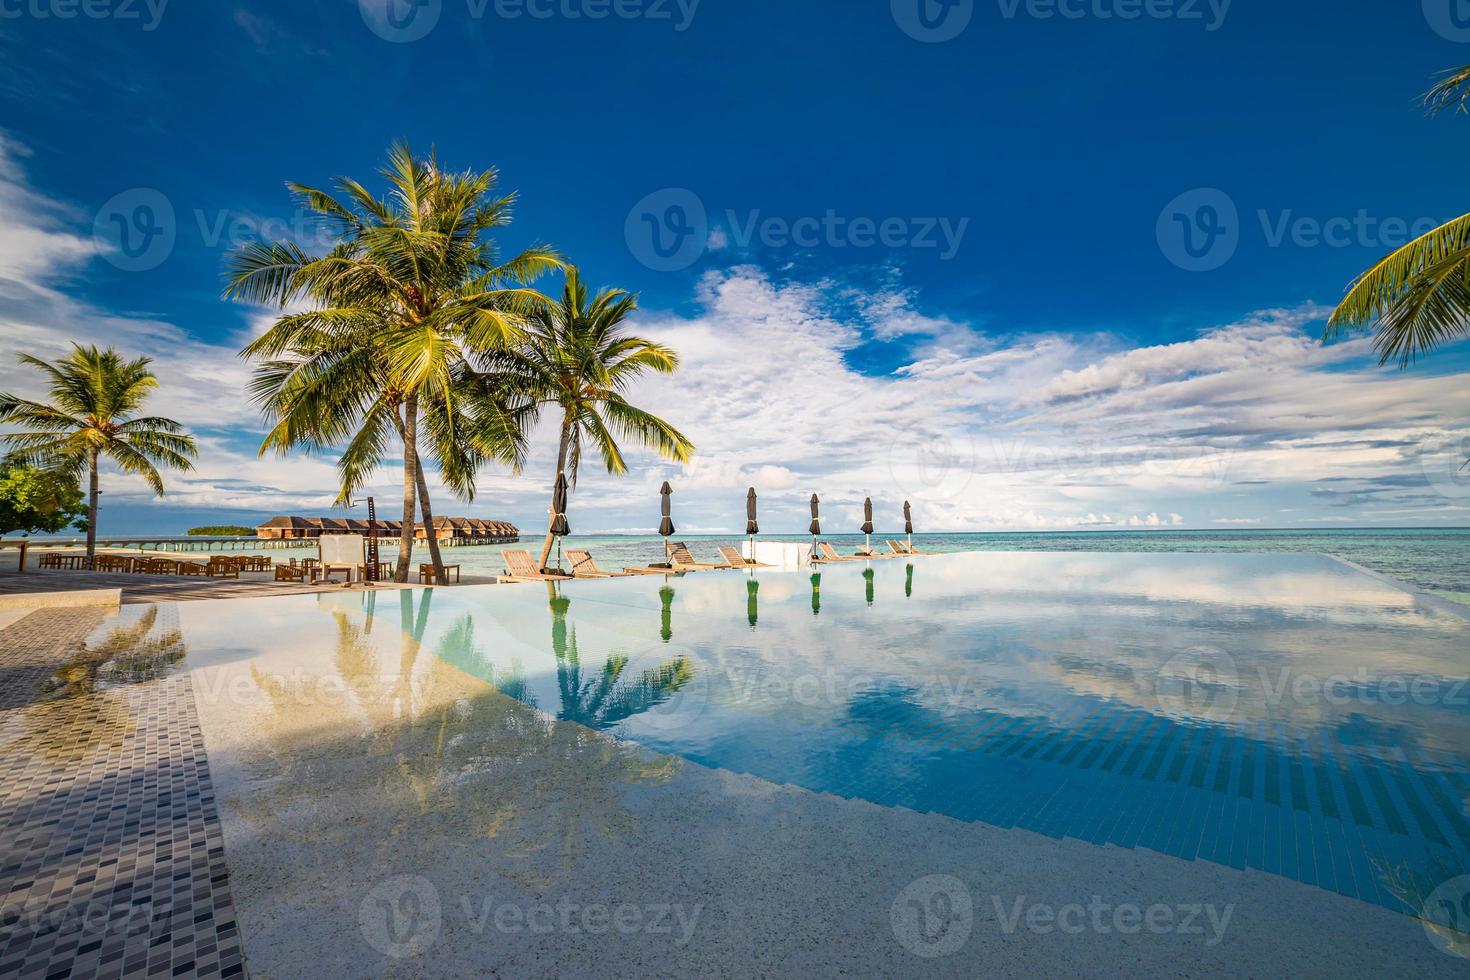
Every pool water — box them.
[178,551,1470,923]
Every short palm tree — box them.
[480,267,694,571]
[0,345,197,565]
[1327,67,1470,364]
[230,142,558,582]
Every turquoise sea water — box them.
[449,528,1470,604]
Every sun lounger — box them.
[669,542,731,570]
[886,540,912,555]
[500,549,573,583]
[566,550,638,578]
[813,542,871,563]
[717,546,766,568]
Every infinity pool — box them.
[154,550,1470,971]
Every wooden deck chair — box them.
[669,542,729,570]
[500,549,573,583]
[717,545,765,568]
[814,542,868,563]
[886,539,911,555]
[566,549,635,578]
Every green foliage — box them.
[0,461,85,535]
[1328,67,1470,365]
[187,525,255,537]
[0,345,198,494]
[482,266,695,484]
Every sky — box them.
[1,0,1469,535]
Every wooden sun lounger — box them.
[669,543,731,570]
[813,542,872,563]
[717,546,766,568]
[500,549,573,583]
[566,550,637,578]
[886,540,912,556]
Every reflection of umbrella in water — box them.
[864,567,875,606]
[746,487,759,564]
[861,497,875,556]
[905,562,914,598]
[658,481,675,567]
[809,494,821,551]
[904,500,914,554]
[660,585,675,642]
[810,572,821,616]
[548,472,571,572]
[746,578,759,628]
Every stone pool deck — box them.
[0,606,243,979]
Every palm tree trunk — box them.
[85,449,99,569]
[412,448,448,585]
[394,398,418,584]
[536,420,572,571]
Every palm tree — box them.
[480,267,694,571]
[1327,67,1470,364]
[0,345,197,565]
[229,142,557,582]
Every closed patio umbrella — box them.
[547,473,570,572]
[861,497,875,556]
[746,488,759,564]
[658,481,675,567]
[904,500,914,553]
[808,494,821,552]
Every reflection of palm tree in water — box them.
[242,590,679,884]
[548,586,695,731]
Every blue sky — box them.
[1,0,1469,534]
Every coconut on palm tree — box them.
[478,267,694,571]
[0,345,197,565]
[1327,67,1470,364]
[229,142,558,582]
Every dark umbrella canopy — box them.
[658,481,675,537]
[746,488,759,535]
[550,473,570,537]
[861,497,875,535]
[904,500,913,536]
[808,494,821,536]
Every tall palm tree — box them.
[1327,67,1470,364]
[229,142,558,582]
[481,267,694,571]
[0,345,197,565]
